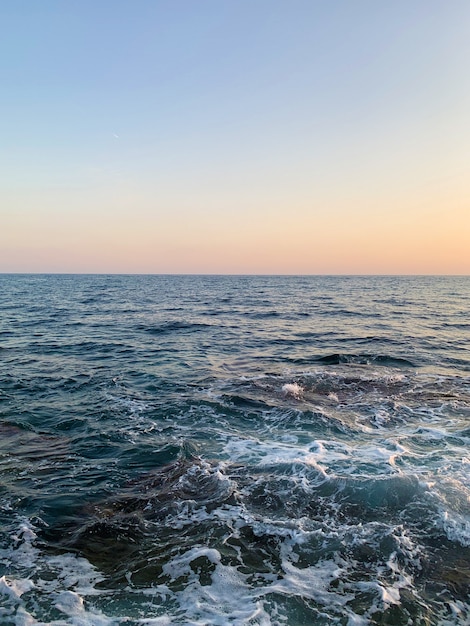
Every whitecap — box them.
[0,576,35,601]
[441,510,470,547]
[281,382,303,398]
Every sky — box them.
[1,0,469,274]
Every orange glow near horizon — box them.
[2,181,469,275]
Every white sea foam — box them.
[260,550,352,606]
[136,536,366,625]
[105,391,151,417]
[440,510,470,547]
[359,441,408,469]
[159,546,272,625]
[0,576,35,601]
[222,436,330,479]
[0,520,113,626]
[55,590,85,615]
[281,382,303,398]
[222,434,411,481]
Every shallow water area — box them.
[0,275,469,625]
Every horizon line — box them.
[1,272,468,278]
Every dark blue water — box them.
[0,275,469,625]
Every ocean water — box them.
[0,274,469,626]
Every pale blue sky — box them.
[1,1,469,273]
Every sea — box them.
[0,274,469,626]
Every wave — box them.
[42,455,236,576]
[313,353,417,368]
[247,311,281,319]
[138,321,213,335]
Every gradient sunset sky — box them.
[1,1,469,274]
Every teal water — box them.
[0,275,469,625]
